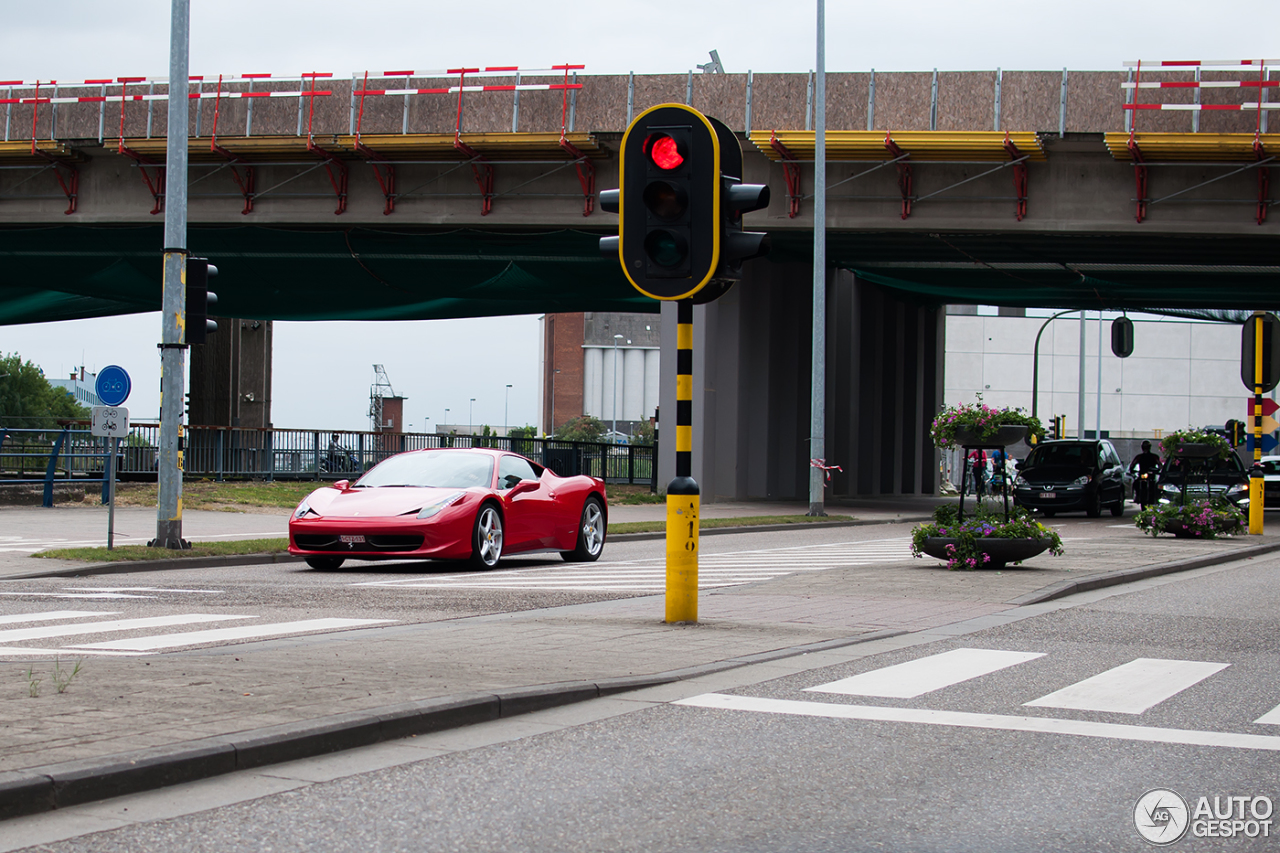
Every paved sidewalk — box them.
[1,497,1278,820]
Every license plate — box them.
[339,535,365,544]
[1041,492,1056,499]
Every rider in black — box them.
[1129,440,1161,475]
[1129,440,1161,506]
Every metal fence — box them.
[0,424,656,496]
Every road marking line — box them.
[805,648,1046,699]
[0,646,149,657]
[0,592,161,600]
[1255,704,1280,725]
[0,614,251,644]
[0,610,117,626]
[675,693,1280,752]
[1023,658,1230,714]
[69,618,395,651]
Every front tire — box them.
[1109,500,1125,517]
[1085,490,1103,518]
[562,497,606,562]
[469,504,503,569]
[304,556,345,570]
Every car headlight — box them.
[1073,475,1091,486]
[1226,484,1249,495]
[1161,483,1180,493]
[293,498,318,519]
[1014,476,1028,488]
[417,491,465,519]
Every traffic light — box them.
[600,104,769,302]
[1049,414,1065,441]
[186,257,218,345]
[1226,418,1245,447]
[1240,311,1280,393]
[1111,316,1134,358]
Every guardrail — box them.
[0,424,656,504]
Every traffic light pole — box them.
[807,0,828,517]
[666,299,699,622]
[153,0,189,549]
[1250,312,1265,535]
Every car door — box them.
[496,455,553,551]
[1100,442,1124,504]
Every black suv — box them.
[1156,452,1250,508]
[1013,439,1127,517]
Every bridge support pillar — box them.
[658,262,943,502]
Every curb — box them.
[1006,539,1280,606]
[9,517,932,580]
[0,628,904,821]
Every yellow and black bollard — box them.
[666,299,699,623]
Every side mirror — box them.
[333,480,350,490]
[507,479,539,497]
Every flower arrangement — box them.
[1160,428,1232,460]
[911,504,1064,571]
[1134,497,1244,539]
[930,396,1044,450]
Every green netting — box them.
[0,225,658,326]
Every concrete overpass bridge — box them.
[1,63,1276,499]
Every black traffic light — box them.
[186,257,218,345]
[1111,316,1134,358]
[600,104,769,303]
[1049,414,1065,441]
[1240,311,1280,392]
[1226,418,1245,447]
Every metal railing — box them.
[0,423,656,497]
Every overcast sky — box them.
[0,2,1266,430]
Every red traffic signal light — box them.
[645,133,685,170]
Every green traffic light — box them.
[644,230,688,268]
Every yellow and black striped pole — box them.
[1250,312,1265,535]
[666,299,699,622]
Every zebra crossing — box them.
[0,609,394,657]
[353,537,915,593]
[677,647,1280,750]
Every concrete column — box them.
[643,349,660,423]
[623,348,645,421]
[583,347,602,418]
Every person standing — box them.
[968,448,989,499]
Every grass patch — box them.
[36,538,290,562]
[607,484,665,505]
[103,480,318,511]
[610,514,855,535]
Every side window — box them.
[498,455,538,491]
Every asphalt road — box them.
[7,523,1276,852]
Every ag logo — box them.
[1134,789,1190,845]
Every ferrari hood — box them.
[307,486,469,518]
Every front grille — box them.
[294,534,424,552]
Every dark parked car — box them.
[1013,439,1127,517]
[1157,452,1251,509]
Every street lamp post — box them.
[612,334,623,441]
[469,398,476,435]
[1032,309,1077,422]
[444,408,450,434]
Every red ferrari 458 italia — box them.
[288,448,607,570]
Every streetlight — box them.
[1031,309,1077,422]
[444,408,450,432]
[504,384,512,436]
[469,398,476,434]
[612,334,624,441]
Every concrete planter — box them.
[920,536,1052,569]
[952,425,1029,448]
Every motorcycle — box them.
[1133,470,1157,510]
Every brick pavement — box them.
[1,497,1278,817]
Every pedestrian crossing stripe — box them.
[352,538,915,593]
[676,693,1280,752]
[1023,658,1230,715]
[0,611,396,657]
[806,648,1047,699]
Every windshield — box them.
[1026,444,1095,468]
[355,451,494,489]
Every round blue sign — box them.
[95,365,131,407]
